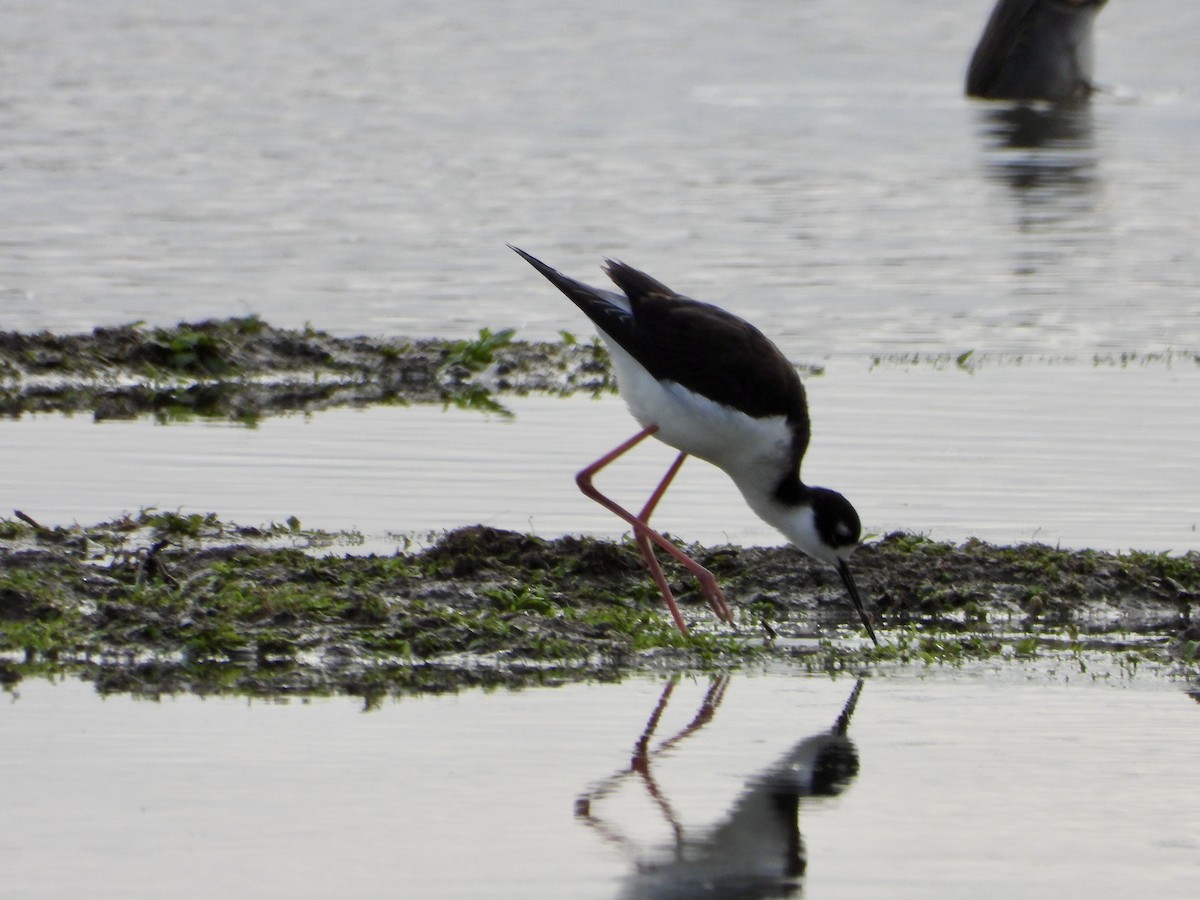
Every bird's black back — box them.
[511,247,812,468]
[602,261,807,424]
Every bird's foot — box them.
[695,573,734,626]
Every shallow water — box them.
[3,7,1198,894]
[1,1,1197,358]
[3,673,1197,898]
[4,364,1199,554]
[3,1,1198,554]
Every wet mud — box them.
[1,513,1196,702]
[4,321,1198,700]
[0,318,613,421]
[4,318,1195,422]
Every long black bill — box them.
[837,559,879,646]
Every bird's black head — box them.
[809,487,861,552]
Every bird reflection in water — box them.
[978,101,1098,211]
[576,676,864,898]
[965,2,1106,225]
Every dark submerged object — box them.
[966,0,1108,102]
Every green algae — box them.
[0,318,613,422]
[1,514,1196,700]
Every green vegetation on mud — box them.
[3,321,1198,699]
[870,348,1200,372]
[21,317,1192,423]
[0,318,614,422]
[2,514,1196,702]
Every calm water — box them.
[3,7,1199,895]
[3,365,1200,554]
[3,673,1197,898]
[2,0,1198,549]
[0,0,1197,357]
[3,0,1198,546]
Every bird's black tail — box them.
[601,259,676,303]
[509,245,632,336]
[507,245,596,301]
[509,245,564,285]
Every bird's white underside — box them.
[600,332,840,565]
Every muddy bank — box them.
[0,317,613,421]
[1,513,1196,701]
[4,318,1196,422]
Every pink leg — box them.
[632,453,692,633]
[576,428,733,634]
[634,452,732,626]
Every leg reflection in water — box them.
[576,676,864,898]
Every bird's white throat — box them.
[744,493,842,568]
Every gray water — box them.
[4,366,1200,554]
[3,0,1199,550]
[1,0,1197,357]
[3,674,1197,898]
[3,5,1200,896]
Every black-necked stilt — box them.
[966,0,1107,102]
[510,246,878,645]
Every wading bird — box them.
[966,0,1108,102]
[511,247,878,644]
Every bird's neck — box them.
[771,469,807,507]
[736,474,834,567]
